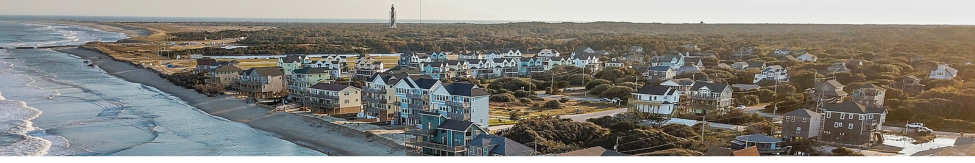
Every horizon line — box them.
[3,15,975,26]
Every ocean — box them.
[0,21,324,156]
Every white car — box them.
[905,123,924,129]
[737,105,746,110]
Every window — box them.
[344,91,350,95]
[791,116,795,122]
[344,99,349,104]
[834,122,841,128]
[848,123,854,129]
[859,115,865,120]
[802,118,807,122]
[849,114,854,119]
[869,114,874,119]
[840,113,845,119]
[826,112,831,118]
[797,127,802,134]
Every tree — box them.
[600,86,635,100]
[586,79,612,89]
[509,110,525,122]
[498,117,611,149]
[543,100,563,109]
[660,123,698,138]
[490,93,517,102]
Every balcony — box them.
[364,87,386,93]
[307,93,339,99]
[407,93,429,100]
[446,101,470,107]
[364,106,394,115]
[365,97,388,104]
[445,112,471,121]
[406,138,466,153]
[408,103,427,109]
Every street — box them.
[741,104,780,119]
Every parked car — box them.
[737,105,746,110]
[600,98,612,102]
[905,123,924,129]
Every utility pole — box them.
[701,110,707,142]
[771,72,779,135]
[614,136,621,152]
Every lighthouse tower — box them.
[389,4,397,29]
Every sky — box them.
[2,0,975,24]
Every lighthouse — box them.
[389,4,397,29]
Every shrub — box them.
[586,79,612,89]
[543,100,563,109]
[514,90,530,98]
[519,98,533,104]
[559,97,569,103]
[490,93,517,102]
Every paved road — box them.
[537,94,606,102]
[562,108,628,122]
[741,104,780,119]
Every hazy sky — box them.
[3,0,975,24]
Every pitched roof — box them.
[632,65,650,73]
[672,78,695,86]
[292,67,332,74]
[414,78,440,89]
[196,58,216,66]
[745,61,765,67]
[823,101,886,114]
[733,146,761,156]
[691,82,730,93]
[468,135,535,156]
[859,83,885,90]
[558,147,630,156]
[649,66,673,71]
[309,83,354,91]
[281,55,305,63]
[443,82,489,96]
[212,65,243,72]
[243,67,284,77]
[634,85,675,95]
[438,119,475,131]
[735,134,782,143]
[783,109,820,118]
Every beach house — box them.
[286,67,333,101]
[466,134,535,156]
[753,65,788,83]
[206,65,243,86]
[820,101,887,146]
[536,49,560,57]
[302,83,362,117]
[405,111,488,156]
[808,80,847,104]
[238,67,286,99]
[277,55,311,75]
[363,73,408,124]
[630,85,681,116]
[929,63,958,80]
[781,109,822,141]
[354,56,385,80]
[850,84,886,108]
[685,82,733,113]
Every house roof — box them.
[744,61,765,67]
[468,134,535,156]
[309,83,353,91]
[783,109,820,118]
[814,80,848,96]
[672,78,695,86]
[718,63,732,69]
[649,66,673,71]
[732,146,761,156]
[414,78,440,89]
[557,147,630,156]
[735,134,782,143]
[293,67,332,74]
[634,85,675,95]
[196,58,216,66]
[691,82,729,93]
[823,101,887,114]
[783,55,798,61]
[243,67,284,77]
[438,119,475,131]
[212,65,243,72]
[281,55,306,63]
[859,83,885,90]
[444,82,489,96]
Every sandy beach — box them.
[55,47,405,156]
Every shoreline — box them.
[54,47,404,156]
